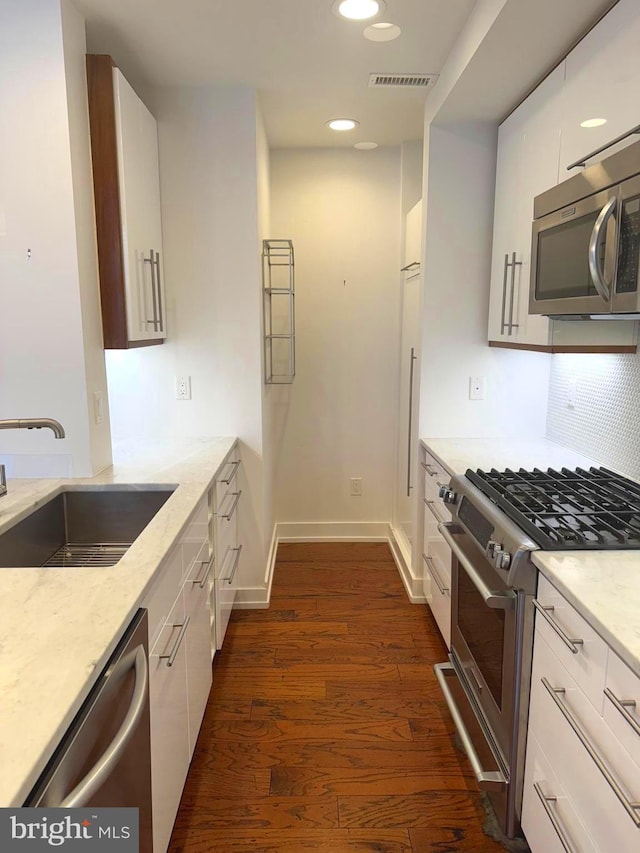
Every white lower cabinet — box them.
[420,447,452,647]
[184,552,214,757]
[148,594,190,853]
[143,492,213,853]
[213,444,243,650]
[523,576,640,852]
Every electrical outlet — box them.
[469,376,486,400]
[566,377,577,409]
[176,375,192,400]
[350,478,363,496]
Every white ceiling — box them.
[73,0,477,148]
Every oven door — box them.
[530,186,618,316]
[441,523,519,764]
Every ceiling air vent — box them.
[368,72,439,90]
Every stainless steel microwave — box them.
[530,140,640,318]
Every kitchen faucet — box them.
[0,418,66,498]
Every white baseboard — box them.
[388,525,426,603]
[234,524,278,609]
[276,521,391,541]
[235,521,426,608]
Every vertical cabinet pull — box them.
[143,248,163,333]
[500,252,522,336]
[406,347,417,497]
[222,491,242,521]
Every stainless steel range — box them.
[433,465,640,840]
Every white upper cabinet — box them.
[488,64,564,347]
[113,69,166,344]
[87,55,167,349]
[560,0,640,178]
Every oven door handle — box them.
[434,663,507,792]
[438,522,516,610]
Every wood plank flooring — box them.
[169,542,505,853]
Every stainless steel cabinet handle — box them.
[434,663,506,792]
[401,260,420,272]
[60,645,148,807]
[424,498,446,524]
[604,687,640,737]
[224,545,242,585]
[406,347,417,497]
[143,250,159,330]
[533,782,576,853]
[222,490,242,521]
[542,677,640,827]
[191,557,213,589]
[421,462,439,476]
[507,251,521,335]
[220,459,241,485]
[438,522,515,610]
[588,196,616,302]
[533,600,584,655]
[154,250,163,333]
[500,253,509,334]
[422,553,448,595]
[159,617,190,668]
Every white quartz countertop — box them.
[0,436,237,807]
[421,436,640,678]
[421,436,601,476]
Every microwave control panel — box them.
[617,195,640,294]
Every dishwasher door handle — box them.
[61,645,149,808]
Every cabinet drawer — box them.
[422,552,451,646]
[214,454,241,512]
[143,544,183,648]
[535,575,608,712]
[604,651,640,770]
[522,730,597,853]
[421,450,450,506]
[530,632,640,851]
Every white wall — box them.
[269,147,402,526]
[105,84,269,601]
[419,121,551,440]
[0,0,109,477]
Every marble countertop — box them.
[421,436,602,476]
[0,436,237,807]
[421,436,640,679]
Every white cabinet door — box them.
[149,592,190,853]
[184,555,213,758]
[113,68,166,343]
[560,0,640,178]
[488,64,564,346]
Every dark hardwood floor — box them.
[169,542,505,852]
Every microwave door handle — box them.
[588,196,616,302]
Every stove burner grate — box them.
[467,466,640,550]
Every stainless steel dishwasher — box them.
[24,609,153,853]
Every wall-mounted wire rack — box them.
[263,239,295,384]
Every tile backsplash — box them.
[547,351,640,479]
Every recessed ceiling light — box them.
[364,22,401,42]
[354,141,378,150]
[332,0,386,21]
[327,118,359,131]
[580,118,607,128]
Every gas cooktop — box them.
[466,466,640,550]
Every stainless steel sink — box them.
[0,487,176,568]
